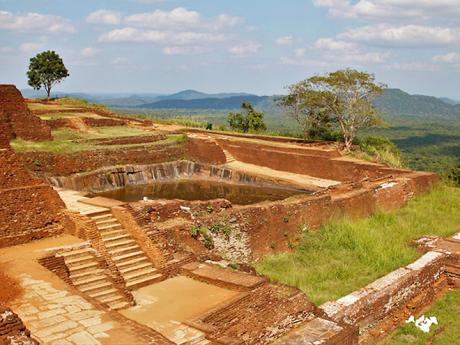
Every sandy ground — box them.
[120,276,239,342]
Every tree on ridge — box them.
[27,50,69,100]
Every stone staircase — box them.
[61,247,131,310]
[90,211,163,290]
[223,149,236,163]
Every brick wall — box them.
[0,84,52,141]
[0,306,39,344]
[0,148,64,247]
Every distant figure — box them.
[206,122,213,130]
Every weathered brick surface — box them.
[0,149,64,247]
[20,145,185,176]
[0,84,52,142]
[0,305,39,344]
[321,251,448,341]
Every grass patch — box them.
[27,102,79,111]
[255,185,460,305]
[38,112,103,120]
[378,289,460,345]
[11,127,185,153]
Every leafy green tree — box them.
[27,50,69,99]
[278,81,334,140]
[227,102,267,133]
[282,69,385,150]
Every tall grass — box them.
[256,185,460,305]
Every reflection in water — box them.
[93,179,307,205]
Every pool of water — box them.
[92,179,307,205]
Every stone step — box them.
[60,248,93,259]
[73,275,107,286]
[107,300,130,310]
[102,233,130,242]
[95,219,119,227]
[124,266,157,280]
[80,281,113,293]
[108,244,141,255]
[112,251,144,262]
[90,211,112,219]
[88,288,118,299]
[68,261,99,273]
[116,257,150,269]
[105,239,136,248]
[98,223,123,231]
[99,294,125,305]
[70,268,105,280]
[119,262,153,274]
[64,254,94,266]
[126,273,163,289]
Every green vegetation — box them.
[379,289,460,345]
[37,112,102,120]
[11,127,185,153]
[256,185,460,305]
[56,97,108,109]
[27,51,69,99]
[280,69,385,150]
[356,136,403,167]
[227,102,267,133]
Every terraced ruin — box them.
[1,84,459,345]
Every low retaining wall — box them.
[216,138,410,183]
[321,249,455,342]
[19,144,186,176]
[45,117,128,129]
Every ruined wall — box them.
[0,306,39,344]
[19,144,186,176]
[217,139,408,182]
[0,85,52,141]
[321,251,448,342]
[186,136,226,164]
[0,149,64,247]
[169,176,436,261]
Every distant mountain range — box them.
[22,88,460,120]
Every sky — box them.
[1,0,460,98]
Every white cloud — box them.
[80,47,100,58]
[276,36,295,45]
[229,42,261,57]
[86,10,121,25]
[211,14,242,30]
[112,57,129,65]
[99,27,226,45]
[433,52,460,63]
[125,7,201,29]
[384,62,440,71]
[162,46,207,55]
[339,24,460,47]
[0,11,75,33]
[19,42,43,52]
[314,38,357,51]
[294,48,307,57]
[313,0,460,20]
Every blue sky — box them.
[1,0,459,98]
